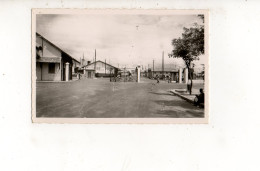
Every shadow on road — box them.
[154,100,189,106]
[156,110,182,117]
[149,91,174,96]
[153,100,204,118]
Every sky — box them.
[36,14,205,69]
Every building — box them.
[83,60,119,78]
[147,67,179,81]
[36,33,80,81]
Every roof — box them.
[37,57,61,63]
[36,32,80,63]
[84,60,118,69]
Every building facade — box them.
[83,60,119,77]
[147,68,179,81]
[36,33,80,81]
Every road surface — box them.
[36,78,204,118]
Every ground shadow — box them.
[149,92,174,96]
[154,100,192,107]
[156,110,204,118]
[153,100,204,118]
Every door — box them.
[69,64,72,80]
[63,63,66,81]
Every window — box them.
[48,63,55,73]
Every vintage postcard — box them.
[32,9,209,123]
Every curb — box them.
[170,89,194,104]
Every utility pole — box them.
[110,68,111,82]
[83,53,85,66]
[41,38,43,57]
[124,66,126,82]
[162,51,164,75]
[105,59,106,75]
[94,49,96,75]
[153,59,154,78]
[146,64,149,78]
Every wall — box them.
[43,40,61,57]
[36,35,62,58]
[36,35,62,81]
[41,63,61,81]
[36,62,42,80]
[36,35,43,49]
[82,70,94,79]
[72,60,80,73]
[86,62,113,74]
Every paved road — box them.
[36,78,204,118]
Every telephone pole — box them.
[162,51,164,76]
[153,59,154,78]
[94,49,96,75]
[105,59,106,75]
[82,53,85,66]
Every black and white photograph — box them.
[3,0,260,170]
[32,9,208,123]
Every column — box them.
[184,68,188,84]
[137,67,141,83]
[83,67,85,75]
[178,68,182,83]
[65,62,69,81]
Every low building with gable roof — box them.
[36,33,80,81]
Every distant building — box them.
[36,33,80,81]
[147,67,179,81]
[83,60,119,78]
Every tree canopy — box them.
[169,22,204,68]
[169,15,205,94]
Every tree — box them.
[169,16,204,94]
